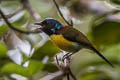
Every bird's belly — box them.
[50,34,80,52]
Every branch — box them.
[53,0,73,26]
[40,71,64,80]
[54,51,77,80]
[68,68,77,80]
[0,7,23,19]
[67,73,70,80]
[0,0,42,34]
[0,9,42,34]
[20,0,41,21]
[39,51,78,80]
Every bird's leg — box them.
[55,54,60,66]
[62,53,74,62]
[55,52,77,80]
[62,52,70,62]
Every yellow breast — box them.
[50,34,79,52]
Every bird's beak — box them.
[34,22,42,25]
[34,22,43,30]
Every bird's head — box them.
[34,18,63,35]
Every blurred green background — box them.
[0,0,120,80]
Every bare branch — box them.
[0,7,23,19]
[20,0,41,21]
[40,71,64,80]
[68,68,77,80]
[53,0,73,26]
[67,74,70,80]
[0,9,42,34]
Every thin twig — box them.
[40,71,64,80]
[0,7,23,19]
[67,73,70,80]
[53,0,73,26]
[56,55,60,66]
[20,0,41,21]
[68,68,77,80]
[0,9,42,34]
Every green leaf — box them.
[71,44,120,80]
[32,40,60,60]
[110,0,120,5]
[91,21,120,46]
[43,63,58,72]
[79,71,111,80]
[0,25,9,37]
[1,60,44,77]
[79,73,99,80]
[28,60,44,75]
[1,63,29,77]
[0,42,7,58]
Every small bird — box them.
[34,18,114,67]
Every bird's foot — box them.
[62,53,72,62]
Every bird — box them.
[34,18,114,67]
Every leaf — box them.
[1,63,29,77]
[110,0,120,5]
[79,71,111,80]
[32,40,60,60]
[8,49,23,65]
[0,25,9,37]
[43,63,58,72]
[0,42,7,58]
[91,21,120,46]
[71,43,120,80]
[79,72,100,80]
[28,60,44,75]
[1,60,44,77]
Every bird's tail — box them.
[90,46,114,68]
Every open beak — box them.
[34,22,43,29]
[34,22,42,25]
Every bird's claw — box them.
[62,53,71,62]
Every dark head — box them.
[34,18,63,35]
